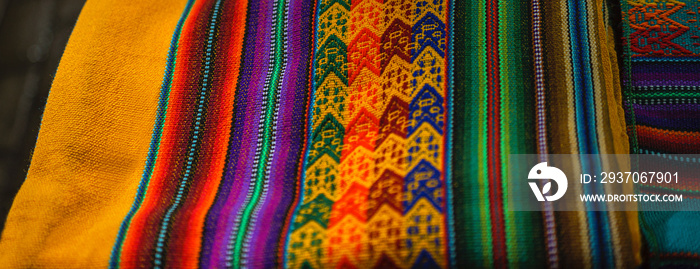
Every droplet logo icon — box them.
[528,162,567,201]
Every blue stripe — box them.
[108,1,196,268]
[445,0,456,267]
[577,2,615,267]
[568,1,614,267]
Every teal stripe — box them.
[108,1,195,267]
[445,0,456,267]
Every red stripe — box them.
[637,125,700,154]
[650,252,700,259]
[165,0,248,267]
[486,0,507,267]
[119,1,209,267]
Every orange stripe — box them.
[637,125,700,153]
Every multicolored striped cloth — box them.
[0,0,695,268]
[622,0,700,267]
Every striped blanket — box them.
[0,0,695,268]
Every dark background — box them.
[0,0,85,231]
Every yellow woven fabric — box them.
[0,0,186,267]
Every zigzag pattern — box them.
[288,0,350,267]
[288,0,448,268]
[366,0,412,267]
[628,0,697,56]
[327,0,383,267]
[402,0,447,266]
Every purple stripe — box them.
[631,73,700,87]
[633,103,700,132]
[200,0,274,267]
[531,0,559,266]
[244,0,314,266]
[631,61,700,73]
[631,62,700,87]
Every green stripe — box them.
[500,0,546,267]
[497,0,515,264]
[497,0,515,265]
[453,0,545,267]
[630,92,700,98]
[452,0,493,267]
[230,0,287,267]
[477,0,493,266]
[499,0,547,268]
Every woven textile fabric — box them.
[454,0,637,268]
[622,0,700,267]
[0,0,642,268]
